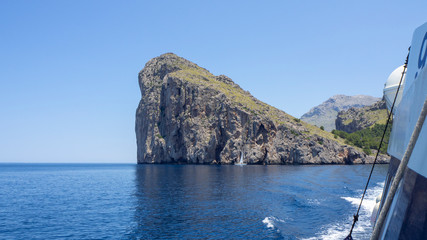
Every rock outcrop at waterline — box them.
[136,53,389,164]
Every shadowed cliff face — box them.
[136,53,389,164]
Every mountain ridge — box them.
[300,95,380,131]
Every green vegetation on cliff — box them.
[169,55,293,123]
[170,59,353,145]
[332,123,392,154]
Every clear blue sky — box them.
[1,0,426,163]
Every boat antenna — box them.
[344,47,410,240]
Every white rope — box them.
[371,97,427,240]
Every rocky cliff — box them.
[335,100,388,133]
[136,53,389,164]
[301,95,380,132]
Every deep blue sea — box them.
[0,164,388,239]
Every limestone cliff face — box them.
[136,53,388,164]
[336,100,388,133]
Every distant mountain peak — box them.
[300,95,380,131]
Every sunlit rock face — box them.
[336,100,388,134]
[135,53,389,164]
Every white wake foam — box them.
[307,198,321,206]
[263,217,275,229]
[302,182,384,240]
[262,216,285,230]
